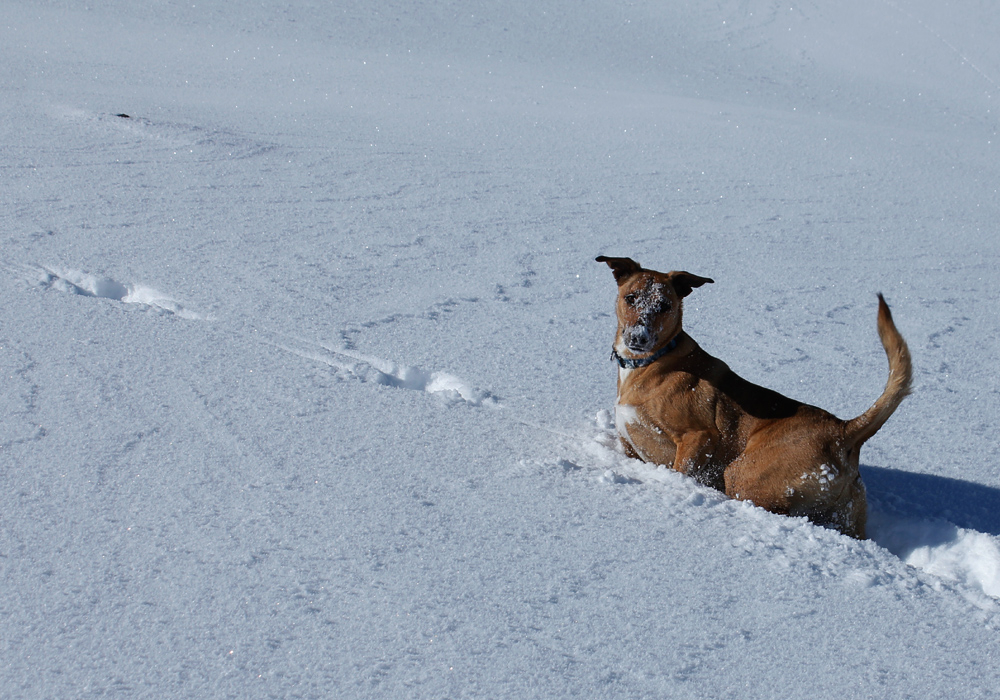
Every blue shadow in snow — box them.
[861,464,1000,537]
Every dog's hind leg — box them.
[807,476,866,539]
[725,446,867,538]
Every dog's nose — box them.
[625,326,651,350]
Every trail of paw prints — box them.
[270,334,498,408]
[0,346,47,451]
[55,107,278,161]
[34,266,210,320]
[494,253,538,303]
[338,297,480,351]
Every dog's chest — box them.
[614,400,677,465]
[615,370,678,466]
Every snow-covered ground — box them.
[2,1,999,697]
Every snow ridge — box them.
[560,410,1000,615]
[273,335,498,407]
[35,266,209,320]
[869,509,1000,605]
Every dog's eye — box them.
[624,293,637,306]
[658,300,672,312]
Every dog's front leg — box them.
[618,435,640,460]
[673,431,723,490]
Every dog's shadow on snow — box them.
[861,465,1000,537]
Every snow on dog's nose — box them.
[623,324,654,353]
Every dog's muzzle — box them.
[623,325,655,353]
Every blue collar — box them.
[610,335,681,369]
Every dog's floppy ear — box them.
[596,256,642,283]
[669,271,714,298]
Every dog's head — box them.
[596,256,713,356]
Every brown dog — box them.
[596,255,912,538]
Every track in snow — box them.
[15,260,1000,613]
[548,410,1000,613]
[271,334,499,408]
[33,265,209,320]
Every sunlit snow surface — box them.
[2,0,1000,698]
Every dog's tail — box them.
[845,294,912,446]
